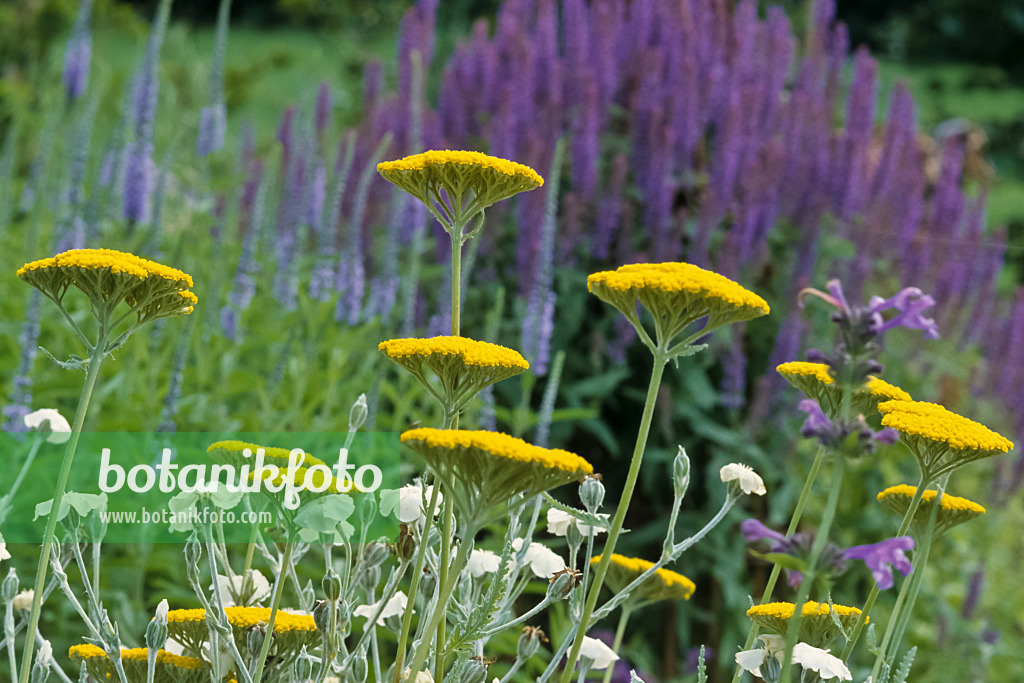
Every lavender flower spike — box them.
[842,536,914,590]
[63,0,93,100]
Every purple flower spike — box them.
[874,427,899,445]
[868,287,940,339]
[843,536,914,590]
[741,519,787,546]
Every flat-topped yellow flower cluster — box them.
[746,601,864,649]
[401,428,590,475]
[592,553,696,602]
[878,400,1013,454]
[877,485,986,514]
[380,336,529,370]
[378,150,544,186]
[588,262,769,314]
[18,248,194,286]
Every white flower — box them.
[546,509,609,537]
[0,538,10,563]
[13,590,35,611]
[735,635,785,677]
[381,484,444,524]
[791,644,852,681]
[155,598,169,620]
[24,409,72,444]
[466,549,501,577]
[354,591,409,621]
[578,636,619,670]
[511,539,564,578]
[400,668,434,683]
[210,570,271,607]
[720,463,766,496]
[35,640,52,666]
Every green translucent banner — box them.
[0,432,401,544]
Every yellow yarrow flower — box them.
[877,484,986,537]
[377,150,543,230]
[588,262,769,351]
[166,606,318,664]
[69,644,206,683]
[590,553,695,603]
[207,440,327,469]
[18,248,197,326]
[379,336,529,415]
[878,400,1013,479]
[777,362,911,417]
[746,601,863,649]
[400,428,592,522]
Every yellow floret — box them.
[878,400,1013,453]
[590,553,696,600]
[776,362,834,384]
[877,484,986,514]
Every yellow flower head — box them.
[379,336,529,414]
[70,644,206,683]
[777,362,911,417]
[878,400,1013,478]
[877,484,986,537]
[400,428,592,522]
[377,150,543,229]
[166,607,318,666]
[18,248,197,325]
[590,554,695,603]
[745,601,864,649]
[588,262,769,349]
[207,440,326,470]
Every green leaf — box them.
[748,550,808,572]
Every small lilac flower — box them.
[740,519,787,547]
[842,536,914,590]
[799,399,833,440]
[868,288,939,339]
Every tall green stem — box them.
[251,541,293,683]
[870,485,942,679]
[559,351,668,683]
[729,446,827,683]
[777,455,846,683]
[600,605,633,683]
[842,473,929,661]
[18,331,106,683]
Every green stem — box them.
[392,484,442,683]
[600,605,633,683]
[870,485,942,679]
[435,495,454,683]
[2,438,43,521]
[451,233,462,337]
[777,455,846,683]
[404,530,474,683]
[729,446,827,683]
[18,331,106,683]
[842,473,929,661]
[559,351,668,683]
[252,541,294,683]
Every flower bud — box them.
[145,599,169,651]
[419,567,436,600]
[349,394,368,432]
[247,624,267,658]
[517,626,547,661]
[13,590,35,611]
[184,535,202,583]
[364,542,390,568]
[85,512,107,543]
[395,524,416,561]
[453,657,489,683]
[30,640,52,683]
[294,648,314,681]
[564,517,584,550]
[2,568,19,603]
[313,600,332,634]
[673,447,690,500]
[760,652,781,683]
[579,475,605,513]
[349,650,368,683]
[323,569,343,602]
[546,569,581,600]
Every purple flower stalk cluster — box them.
[742,519,914,590]
[63,0,93,101]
